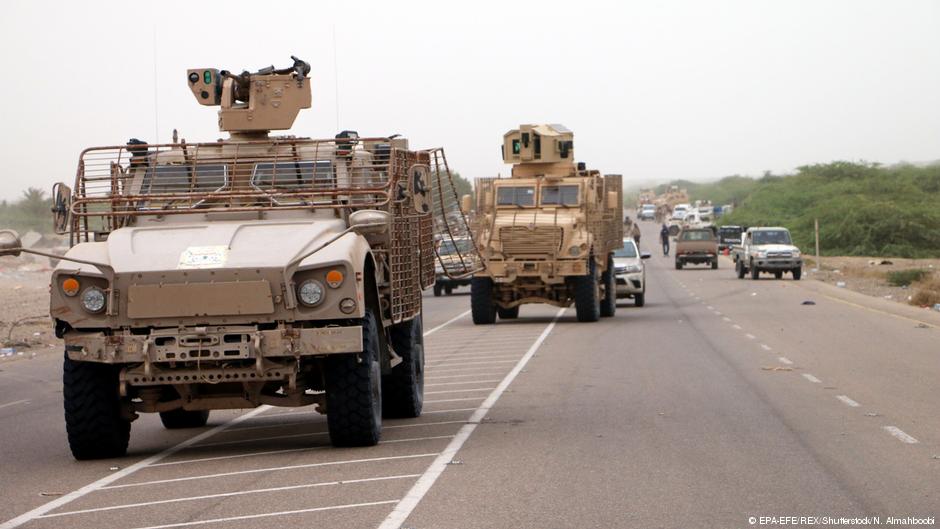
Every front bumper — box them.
[755,258,803,269]
[677,252,716,264]
[487,259,588,284]
[615,272,644,297]
[65,324,363,365]
[435,274,471,287]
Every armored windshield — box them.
[141,164,227,194]
[251,161,333,190]
[541,185,579,206]
[496,186,535,207]
[752,230,791,245]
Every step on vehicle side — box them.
[0,57,480,459]
[468,124,623,323]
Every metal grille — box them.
[500,226,563,255]
[426,148,483,279]
[71,138,397,242]
[767,251,793,258]
[389,212,425,323]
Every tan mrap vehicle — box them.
[468,124,623,323]
[0,57,480,459]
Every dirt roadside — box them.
[0,257,59,364]
[804,256,940,309]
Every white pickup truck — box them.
[732,227,803,280]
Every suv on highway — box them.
[638,203,657,221]
[0,58,480,459]
[613,238,650,306]
[675,228,719,269]
[717,225,744,252]
[733,227,803,280]
[434,237,474,296]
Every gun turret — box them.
[187,56,312,135]
[502,124,577,178]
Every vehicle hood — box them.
[60,219,351,275]
[613,256,642,269]
[753,243,799,253]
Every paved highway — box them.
[1,220,938,528]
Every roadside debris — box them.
[801,300,816,305]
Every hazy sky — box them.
[1,0,938,200]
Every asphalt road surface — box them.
[1,220,938,529]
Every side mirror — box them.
[407,164,431,214]
[52,182,72,235]
[0,229,22,257]
[606,191,618,210]
[348,210,390,236]
[460,194,472,215]
[641,252,651,260]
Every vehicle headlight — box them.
[80,287,106,314]
[792,249,801,257]
[614,265,628,274]
[297,279,325,307]
[569,245,581,256]
[756,251,767,258]
[624,264,642,273]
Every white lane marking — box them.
[706,306,714,310]
[423,397,485,404]
[427,353,519,360]
[778,357,794,365]
[131,500,400,529]
[420,407,478,415]
[714,311,722,316]
[425,379,502,387]
[383,420,467,430]
[195,431,325,448]
[732,324,743,330]
[382,435,453,444]
[154,435,442,467]
[40,475,419,519]
[745,333,756,340]
[0,405,271,529]
[101,453,439,490]
[423,310,471,337]
[250,409,318,420]
[883,426,919,444]
[378,306,564,529]
[424,387,495,395]
[0,399,29,410]
[836,395,860,408]
[760,344,772,351]
[426,360,518,367]
[722,317,732,322]
[802,373,822,383]
[424,373,504,380]
[425,366,510,374]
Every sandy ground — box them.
[805,255,940,307]
[0,256,58,363]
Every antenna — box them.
[332,24,340,130]
[152,27,160,144]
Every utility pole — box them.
[814,218,820,271]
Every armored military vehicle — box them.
[469,124,623,323]
[0,57,479,459]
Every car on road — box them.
[434,237,474,296]
[613,238,650,306]
[638,203,657,221]
[675,227,719,269]
[733,227,803,280]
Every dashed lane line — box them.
[883,426,919,444]
[760,344,772,351]
[745,333,756,340]
[131,500,401,529]
[802,373,822,384]
[424,387,495,395]
[778,357,794,365]
[732,324,743,330]
[0,399,29,410]
[836,395,860,408]
[423,310,472,337]
[425,379,502,387]
[377,307,565,529]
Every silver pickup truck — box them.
[732,227,803,280]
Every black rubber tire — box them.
[497,306,520,319]
[600,254,616,318]
[570,262,600,323]
[325,311,382,447]
[159,409,210,429]
[634,292,645,307]
[793,267,802,280]
[675,259,683,270]
[444,285,453,295]
[63,355,131,460]
[433,283,442,297]
[774,271,783,279]
[750,261,760,280]
[736,259,746,279]
[382,314,424,419]
[711,258,718,270]
[470,277,497,324]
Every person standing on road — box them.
[660,223,670,256]
[631,222,641,248]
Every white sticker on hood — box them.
[178,246,229,269]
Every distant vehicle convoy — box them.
[638,203,657,221]
[434,238,474,296]
[732,227,803,280]
[613,238,650,306]
[675,228,719,269]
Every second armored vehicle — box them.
[469,124,623,323]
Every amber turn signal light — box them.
[61,277,80,297]
[325,269,344,288]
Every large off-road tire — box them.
[470,277,497,324]
[635,291,646,307]
[736,259,746,279]
[750,260,760,280]
[325,311,382,447]
[444,285,453,295]
[382,314,424,419]
[675,259,683,270]
[711,258,718,270]
[570,262,600,323]
[433,283,442,297]
[600,254,616,318]
[497,306,520,319]
[160,409,210,429]
[774,271,783,279]
[63,355,131,460]
[792,267,802,280]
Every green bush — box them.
[887,269,931,287]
